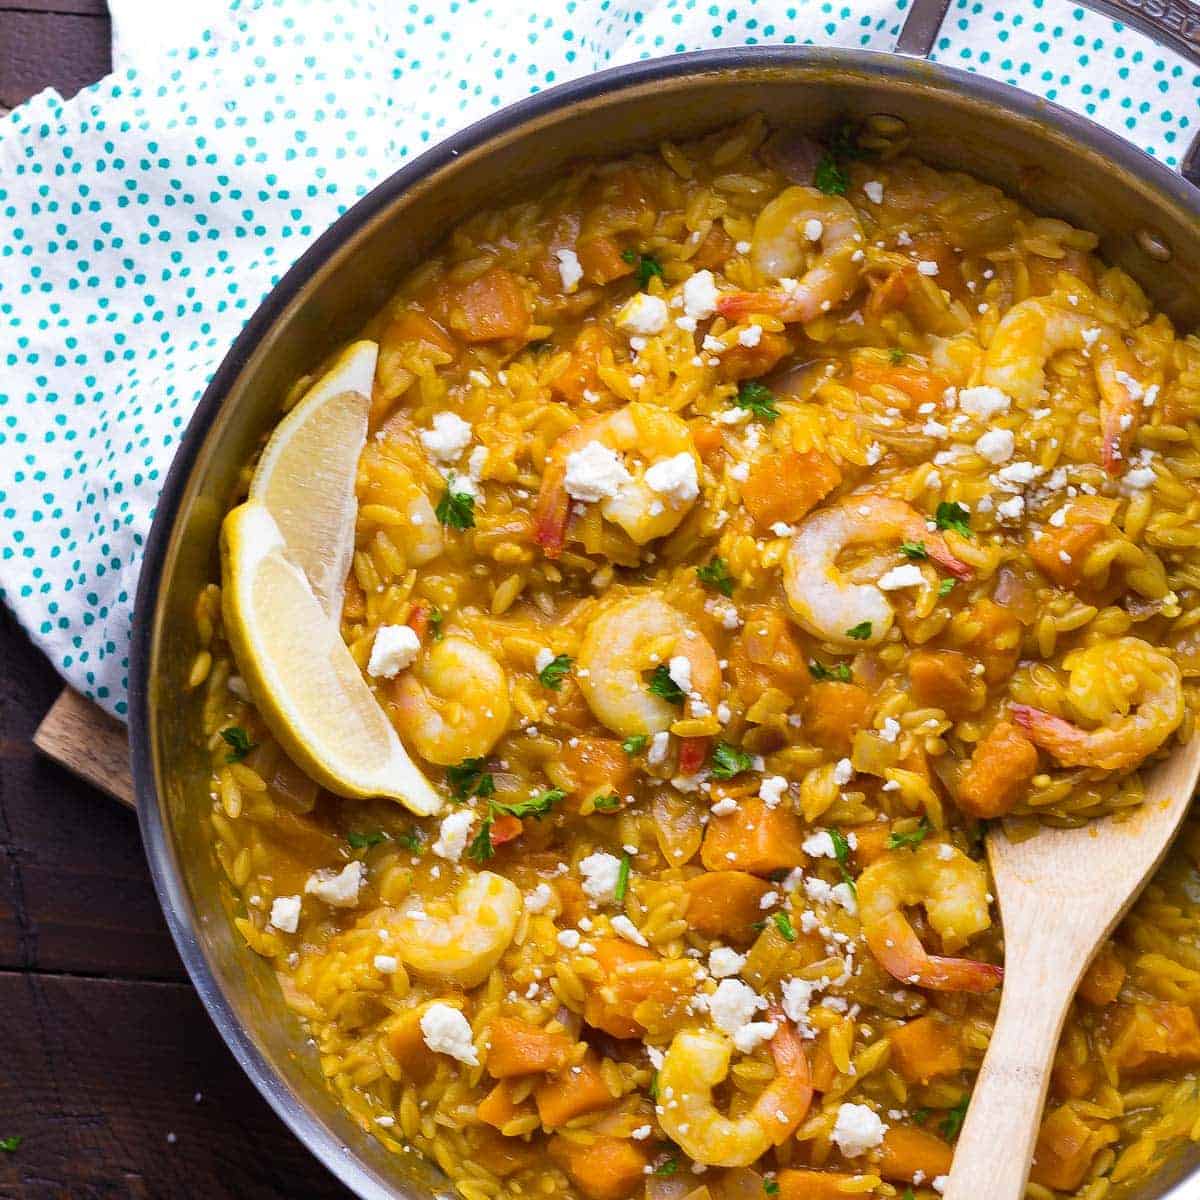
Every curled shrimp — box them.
[782,495,973,647]
[656,1014,813,1167]
[982,297,1146,475]
[577,594,721,740]
[1010,637,1183,772]
[533,403,701,558]
[857,842,1003,994]
[391,870,522,989]
[715,187,865,324]
[389,635,512,766]
[358,434,445,566]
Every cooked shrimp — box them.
[358,437,445,565]
[389,635,512,765]
[533,403,701,558]
[982,297,1146,475]
[576,594,721,739]
[857,842,1003,994]
[1010,637,1183,772]
[391,870,522,989]
[783,495,973,647]
[656,1015,813,1167]
[715,187,865,324]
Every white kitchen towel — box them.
[1,0,1197,718]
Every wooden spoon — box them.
[943,737,1200,1200]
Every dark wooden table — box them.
[0,8,351,1198]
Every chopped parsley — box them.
[0,1137,20,1154]
[697,556,735,597]
[446,757,496,802]
[888,818,931,850]
[647,664,685,705]
[396,830,423,852]
[889,347,906,364]
[773,911,797,942]
[621,247,665,288]
[764,1181,781,1197]
[615,853,632,904]
[903,1191,916,1200]
[436,475,476,530]
[429,608,444,639]
[899,540,928,560]
[710,741,754,780]
[912,1107,931,1126]
[829,828,857,893]
[466,817,495,864]
[653,1156,678,1177]
[938,577,957,597]
[593,793,621,812]
[814,156,849,196]
[347,830,387,850]
[846,620,873,640]
[935,500,972,538]
[734,379,780,423]
[622,733,649,755]
[537,653,572,690]
[220,726,257,763]
[494,789,564,821]
[466,788,566,863]
[940,1093,970,1141]
[648,1071,660,1101]
[809,659,852,683]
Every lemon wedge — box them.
[220,501,441,816]
[248,340,376,617]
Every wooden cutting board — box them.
[33,687,135,808]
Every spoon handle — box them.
[941,955,1076,1200]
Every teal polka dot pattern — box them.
[1,0,1197,720]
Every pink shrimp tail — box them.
[714,291,790,323]
[930,541,974,582]
[868,911,1003,995]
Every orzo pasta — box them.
[198,116,1200,1200]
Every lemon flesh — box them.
[220,502,441,816]
[248,340,376,617]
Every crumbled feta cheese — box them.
[781,977,817,1028]
[863,180,884,204]
[997,495,1025,522]
[1081,326,1102,348]
[557,928,581,949]
[374,954,399,974]
[420,412,473,463]
[735,240,751,254]
[668,655,693,694]
[711,797,739,817]
[555,248,584,293]
[802,831,838,859]
[564,441,632,502]
[579,852,624,904]
[611,915,649,946]
[647,730,671,765]
[632,1125,652,1141]
[758,775,789,809]
[916,260,939,276]
[975,428,1015,464]
[922,419,949,439]
[367,623,421,678]
[832,1103,888,1157]
[709,947,747,978]
[995,460,1042,488]
[682,269,720,321]
[1125,466,1156,490]
[958,385,1011,421]
[420,1003,478,1065]
[616,291,669,335]
[833,758,854,785]
[738,324,763,348]
[729,461,750,482]
[525,883,553,913]
[269,894,301,933]
[877,564,924,591]
[733,1021,778,1054]
[535,647,556,674]
[709,979,768,1037]
[432,809,475,862]
[645,452,700,505]
[304,861,363,908]
[879,717,901,743]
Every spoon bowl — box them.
[944,738,1200,1199]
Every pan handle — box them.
[895,0,1200,186]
